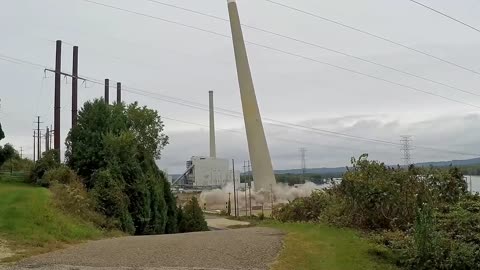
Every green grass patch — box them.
[0,175,111,261]
[264,222,399,270]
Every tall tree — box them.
[65,99,176,235]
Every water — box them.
[465,175,480,193]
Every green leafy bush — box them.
[272,191,332,222]
[178,197,208,233]
[29,150,60,185]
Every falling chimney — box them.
[227,0,276,191]
[209,90,216,158]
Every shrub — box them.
[178,197,208,233]
[272,191,332,222]
[50,177,108,229]
[29,150,59,184]
[42,165,78,186]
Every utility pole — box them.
[35,116,43,160]
[72,46,79,128]
[400,135,413,167]
[232,159,237,217]
[20,147,23,159]
[104,79,110,104]
[54,40,61,161]
[117,82,122,104]
[49,125,53,150]
[45,126,49,152]
[248,160,252,216]
[270,184,274,213]
[33,130,36,162]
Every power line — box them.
[264,0,480,77]
[2,52,479,157]
[407,0,480,34]
[74,0,480,108]
[144,0,480,98]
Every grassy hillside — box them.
[266,223,398,270]
[0,174,109,261]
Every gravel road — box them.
[6,227,284,270]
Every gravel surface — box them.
[7,227,284,270]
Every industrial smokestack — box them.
[227,0,276,191]
[209,90,216,158]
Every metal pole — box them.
[232,159,237,217]
[72,46,79,127]
[116,82,122,104]
[104,79,110,104]
[54,40,62,161]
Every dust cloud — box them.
[199,182,328,211]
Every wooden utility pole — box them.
[54,40,62,161]
[33,130,36,162]
[45,126,49,152]
[72,46,79,127]
[232,159,237,217]
[104,79,110,104]
[117,82,122,104]
[248,160,252,216]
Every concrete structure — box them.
[173,156,240,188]
[227,0,276,191]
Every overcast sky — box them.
[1,0,480,173]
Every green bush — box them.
[178,197,208,233]
[50,176,109,229]
[29,150,60,185]
[42,165,78,186]
[272,191,332,222]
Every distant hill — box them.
[275,157,480,176]
[168,157,480,179]
[415,157,480,168]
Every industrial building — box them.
[172,91,240,189]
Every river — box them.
[465,175,480,193]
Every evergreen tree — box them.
[180,197,209,233]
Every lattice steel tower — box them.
[400,136,413,166]
[300,148,307,175]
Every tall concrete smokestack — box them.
[227,0,276,191]
[209,90,216,158]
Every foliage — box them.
[29,150,60,185]
[334,154,466,230]
[271,154,478,270]
[272,191,332,222]
[1,157,34,173]
[275,173,328,186]
[0,143,18,168]
[65,99,176,235]
[0,122,4,141]
[177,197,208,233]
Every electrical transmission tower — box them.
[400,136,413,166]
[300,147,307,175]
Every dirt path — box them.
[7,228,284,270]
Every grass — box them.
[0,174,109,261]
[264,222,399,270]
